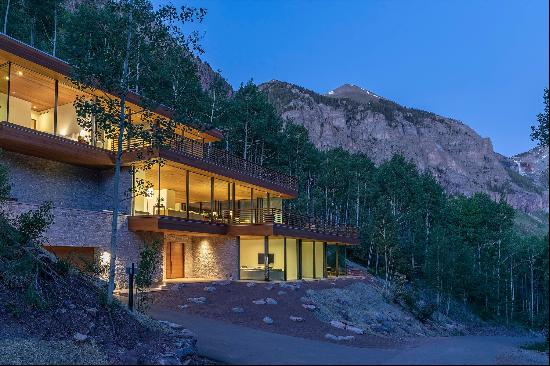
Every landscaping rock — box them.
[262,316,274,324]
[203,286,216,292]
[73,332,88,342]
[187,297,206,304]
[277,290,287,296]
[264,284,274,290]
[289,316,304,322]
[302,304,316,310]
[246,282,256,288]
[159,321,183,330]
[325,333,355,341]
[253,299,266,305]
[178,305,189,310]
[306,289,315,296]
[330,320,346,329]
[232,306,245,313]
[265,298,277,305]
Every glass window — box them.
[57,81,91,142]
[239,236,266,280]
[315,241,324,278]
[0,62,8,121]
[269,238,284,281]
[285,238,298,280]
[301,240,314,279]
[8,64,55,134]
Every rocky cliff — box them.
[260,81,548,213]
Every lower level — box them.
[4,201,351,288]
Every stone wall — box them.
[190,236,239,280]
[2,201,157,287]
[2,151,132,213]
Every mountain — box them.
[259,81,549,213]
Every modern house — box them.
[0,34,359,287]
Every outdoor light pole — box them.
[127,263,135,312]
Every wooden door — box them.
[167,242,184,279]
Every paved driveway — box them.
[148,306,548,365]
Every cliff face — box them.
[260,81,548,213]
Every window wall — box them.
[285,238,299,280]
[239,237,266,281]
[315,241,325,279]
[301,240,314,279]
[2,61,93,144]
[326,244,348,277]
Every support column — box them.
[323,242,327,278]
[210,176,215,221]
[6,62,11,122]
[283,237,287,281]
[236,236,241,280]
[232,182,236,216]
[297,239,302,280]
[250,188,254,223]
[335,245,339,277]
[157,160,161,215]
[312,240,316,279]
[185,170,190,219]
[54,79,59,135]
[264,236,269,281]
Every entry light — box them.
[100,251,111,266]
[16,71,23,76]
[4,76,8,80]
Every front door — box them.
[167,242,184,279]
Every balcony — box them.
[129,207,360,245]
[116,134,299,196]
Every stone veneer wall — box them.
[163,234,238,280]
[2,201,161,287]
[2,151,132,213]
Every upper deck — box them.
[0,34,298,197]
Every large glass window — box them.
[239,237,266,280]
[57,81,91,142]
[8,64,55,133]
[0,62,8,121]
[269,238,285,281]
[285,238,298,280]
[315,241,324,279]
[301,240,314,279]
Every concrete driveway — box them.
[148,306,548,365]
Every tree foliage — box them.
[531,88,549,147]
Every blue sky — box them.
[161,0,549,156]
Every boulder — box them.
[262,316,274,324]
[289,316,304,322]
[203,286,216,292]
[277,290,287,296]
[325,333,355,341]
[232,306,245,313]
[265,298,277,305]
[253,299,266,305]
[246,282,256,288]
[73,332,88,342]
[187,297,206,304]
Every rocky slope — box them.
[260,81,549,213]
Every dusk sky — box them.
[162,0,549,156]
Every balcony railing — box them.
[216,208,359,238]
[113,134,299,192]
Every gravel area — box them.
[149,276,402,348]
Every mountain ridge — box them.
[258,79,549,213]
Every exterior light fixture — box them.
[100,251,111,266]
[16,71,23,76]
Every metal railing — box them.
[112,134,298,192]
[216,208,359,238]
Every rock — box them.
[277,290,287,296]
[232,306,245,313]
[175,346,196,359]
[158,354,181,365]
[178,304,189,310]
[246,282,256,288]
[325,333,355,341]
[264,284,274,290]
[73,332,88,342]
[187,297,206,304]
[289,316,304,322]
[302,304,316,310]
[253,299,266,305]
[346,326,365,335]
[262,316,274,324]
[85,307,97,315]
[305,289,315,296]
[159,321,183,329]
[330,320,346,329]
[203,286,216,292]
[265,298,277,305]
